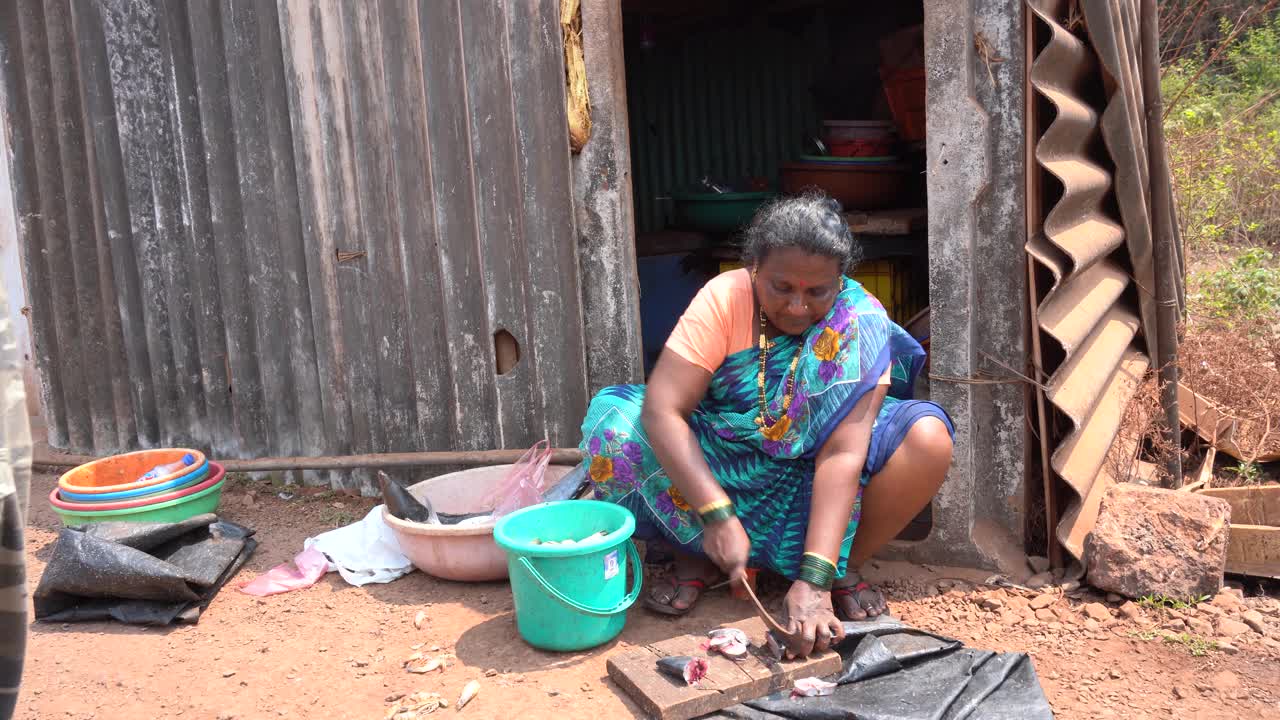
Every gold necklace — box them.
[755,305,804,431]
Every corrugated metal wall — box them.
[624,21,823,233]
[1026,0,1180,560]
[0,0,590,493]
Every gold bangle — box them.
[696,498,732,515]
[803,551,837,568]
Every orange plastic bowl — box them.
[58,448,207,496]
[51,463,226,512]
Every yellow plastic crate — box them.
[719,258,918,324]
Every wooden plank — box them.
[1224,524,1280,578]
[844,208,927,236]
[606,617,841,720]
[417,0,500,452]
[459,0,536,448]
[1200,485,1280,526]
[506,0,590,446]
[375,0,457,454]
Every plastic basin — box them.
[671,191,775,233]
[493,500,640,651]
[57,461,211,503]
[58,448,207,495]
[383,464,573,582]
[52,475,226,526]
[781,162,909,210]
[52,463,226,512]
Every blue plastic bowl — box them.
[58,461,211,502]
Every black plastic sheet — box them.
[33,514,256,626]
[714,618,1053,719]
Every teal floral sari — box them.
[579,279,949,580]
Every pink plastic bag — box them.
[484,440,553,519]
[238,547,330,597]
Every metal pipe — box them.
[1141,0,1184,488]
[34,447,586,472]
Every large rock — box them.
[1085,484,1230,601]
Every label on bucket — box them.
[603,550,620,580]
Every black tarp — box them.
[33,513,256,626]
[714,618,1053,719]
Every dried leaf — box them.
[458,680,481,710]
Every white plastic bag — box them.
[304,505,414,586]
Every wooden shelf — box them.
[844,207,926,236]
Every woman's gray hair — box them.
[740,192,861,274]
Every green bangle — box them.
[698,503,737,525]
[796,554,836,590]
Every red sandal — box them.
[644,576,715,617]
[832,581,886,620]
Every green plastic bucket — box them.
[493,500,641,651]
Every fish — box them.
[791,677,837,698]
[457,680,481,710]
[655,656,709,686]
[379,471,491,525]
[379,471,436,523]
[540,462,590,502]
[707,628,749,659]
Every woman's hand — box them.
[702,516,751,581]
[781,581,846,658]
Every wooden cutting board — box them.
[606,616,842,720]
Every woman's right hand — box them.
[702,515,751,581]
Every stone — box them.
[1241,610,1267,634]
[1197,602,1224,617]
[1030,594,1057,610]
[1162,619,1186,632]
[1186,617,1213,636]
[1024,619,1041,628]
[1172,686,1189,699]
[1218,641,1240,655]
[1058,580,1081,593]
[979,597,1004,612]
[1210,670,1241,695]
[984,622,1002,634]
[1084,484,1230,601]
[1105,593,1123,603]
[1028,556,1051,574]
[1027,572,1054,589]
[1035,608,1057,622]
[1217,619,1251,637]
[1211,590,1245,611]
[1083,603,1112,623]
[1118,601,1143,621]
[1084,618,1101,632]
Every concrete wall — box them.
[886,0,1030,570]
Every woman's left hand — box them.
[780,580,846,658]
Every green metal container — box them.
[671,191,775,233]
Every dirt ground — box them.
[17,471,1280,720]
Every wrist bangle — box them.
[698,502,736,526]
[797,553,836,590]
[803,551,837,568]
[696,498,732,515]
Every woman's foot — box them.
[644,552,721,616]
[832,569,888,620]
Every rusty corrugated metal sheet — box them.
[1026,0,1181,560]
[0,0,592,493]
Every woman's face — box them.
[754,247,843,336]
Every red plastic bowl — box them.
[51,462,226,512]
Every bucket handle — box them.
[518,540,643,618]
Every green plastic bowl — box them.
[671,191,775,233]
[53,479,226,526]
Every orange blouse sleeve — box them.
[664,278,736,373]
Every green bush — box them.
[1164,15,1280,249]
[1191,248,1280,322]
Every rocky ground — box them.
[17,471,1280,719]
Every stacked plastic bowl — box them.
[49,448,226,526]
